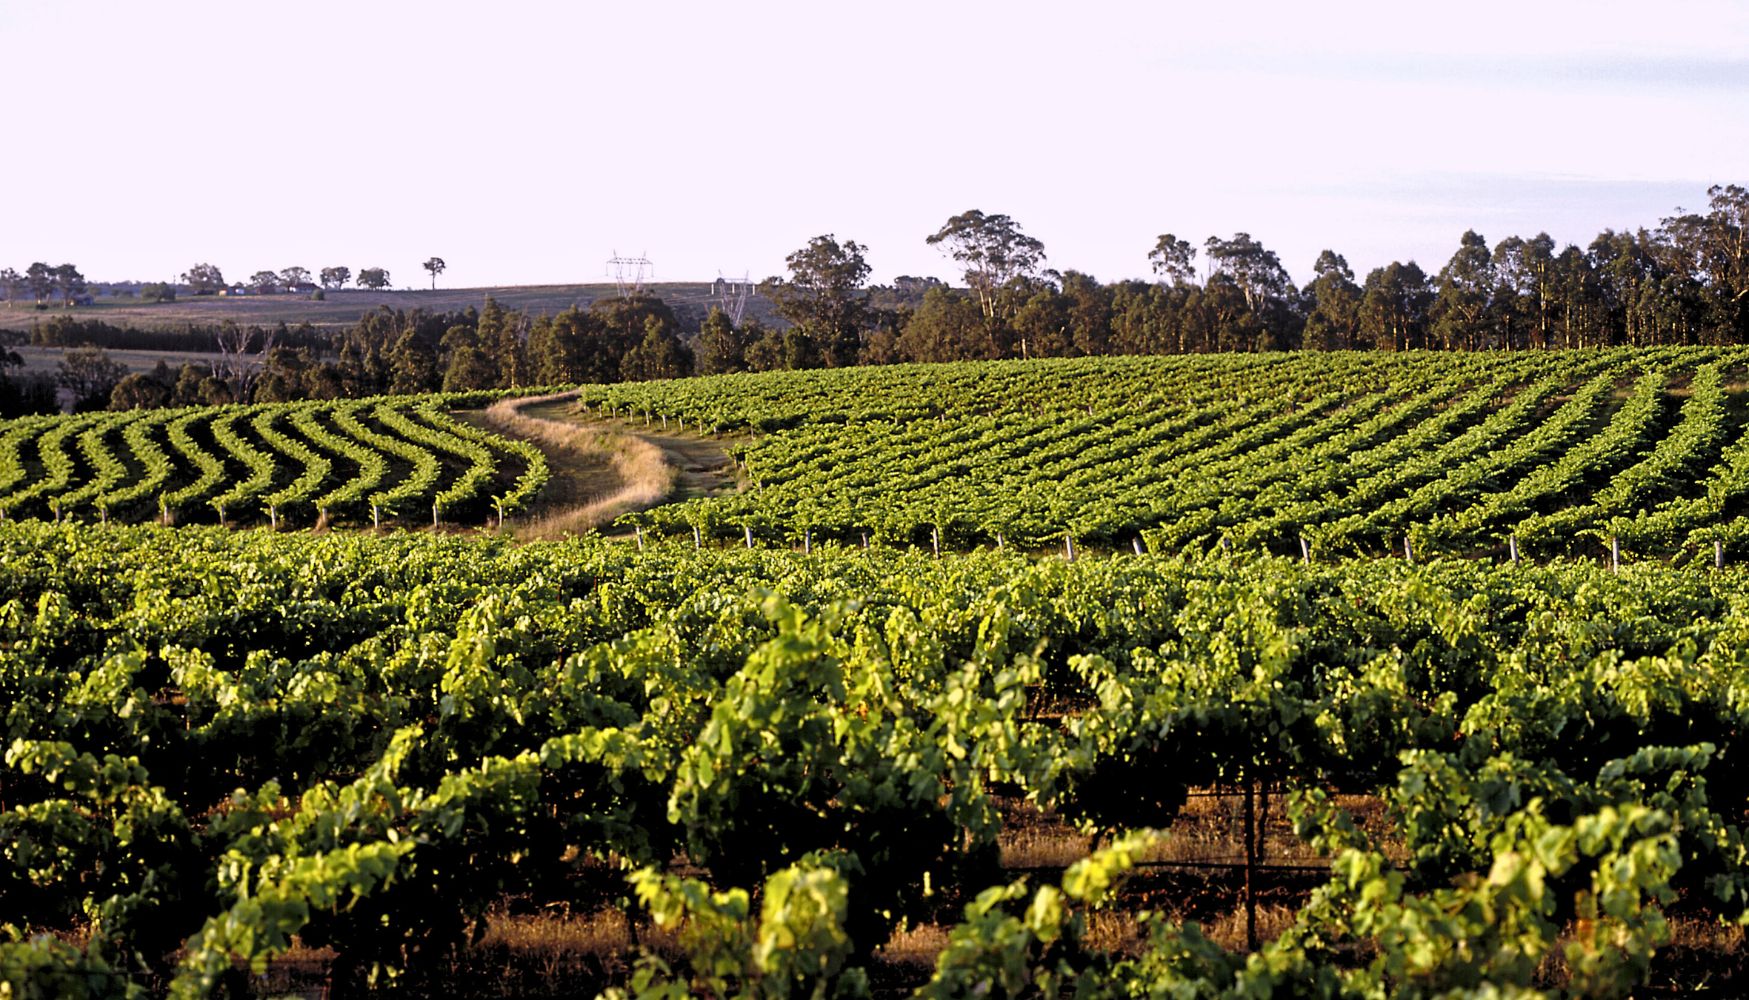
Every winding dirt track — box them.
[471,391,740,536]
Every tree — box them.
[620,316,693,381]
[51,264,86,307]
[1203,234,1297,349]
[1492,233,1556,349]
[57,345,128,409]
[1148,234,1198,285]
[0,268,21,307]
[181,263,226,295]
[925,210,1047,322]
[761,235,872,367]
[320,266,352,290]
[1660,185,1749,343]
[388,328,440,394]
[441,321,499,391]
[108,372,171,410]
[1360,261,1434,351]
[423,257,446,290]
[357,268,392,290]
[213,321,279,397]
[895,288,987,363]
[694,307,750,375]
[26,263,54,305]
[1302,251,1362,350]
[249,270,281,294]
[280,266,313,290]
[1431,231,1494,350]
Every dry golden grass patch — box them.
[473,393,674,538]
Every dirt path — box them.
[516,397,741,501]
[470,392,740,537]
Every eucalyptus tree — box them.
[926,210,1047,324]
[761,234,872,367]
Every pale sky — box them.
[3,0,1746,289]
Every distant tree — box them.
[693,307,750,375]
[248,270,280,294]
[442,338,498,391]
[895,287,987,362]
[0,268,21,307]
[26,263,54,305]
[181,263,226,295]
[1013,285,1074,359]
[761,235,871,367]
[526,309,597,385]
[1432,231,1494,350]
[1360,261,1434,351]
[319,266,351,290]
[213,321,279,397]
[388,328,440,394]
[1302,251,1362,350]
[480,296,529,388]
[1148,234,1198,285]
[926,210,1047,323]
[743,324,792,372]
[357,267,391,290]
[1492,233,1557,349]
[1660,184,1749,343]
[280,266,313,290]
[108,371,171,410]
[170,363,209,406]
[422,257,446,290]
[139,282,177,303]
[621,316,693,381]
[57,345,128,409]
[52,264,86,308]
[1203,235,1293,314]
[589,295,678,380]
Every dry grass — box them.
[3,282,776,333]
[475,392,674,538]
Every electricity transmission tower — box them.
[605,251,653,299]
[715,271,752,326]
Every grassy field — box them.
[11,345,234,377]
[0,281,776,333]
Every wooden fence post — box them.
[1244,775,1258,952]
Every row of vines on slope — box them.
[0,393,548,529]
[582,348,1749,559]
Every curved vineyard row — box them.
[0,394,546,529]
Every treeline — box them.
[6,183,1745,416]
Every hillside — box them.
[0,281,781,334]
[5,349,1749,562]
[10,348,1749,996]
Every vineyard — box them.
[9,350,1749,563]
[583,348,1749,561]
[3,522,1749,997]
[9,349,1749,997]
[0,394,548,530]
